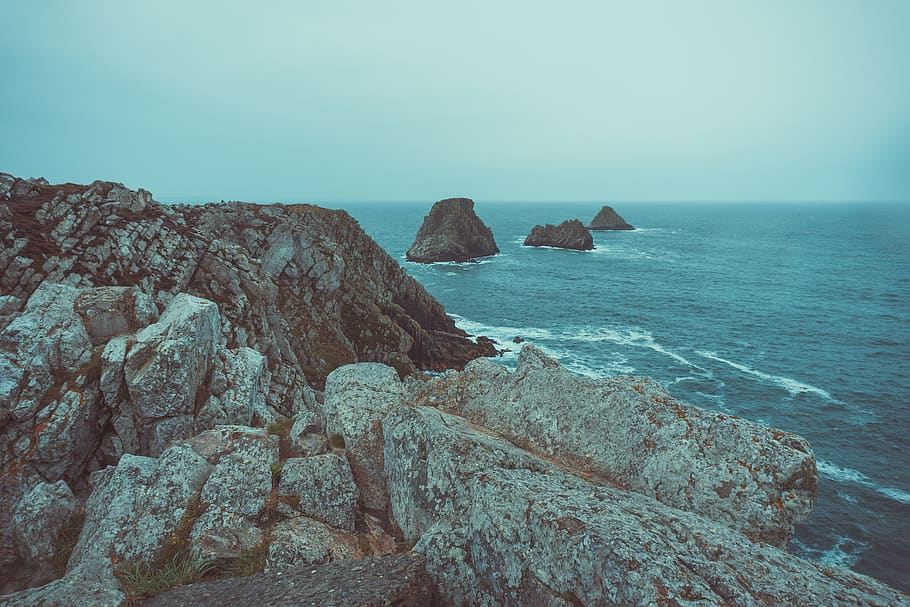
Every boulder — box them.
[414,345,817,546]
[406,198,499,262]
[12,480,80,588]
[189,427,278,563]
[383,405,910,607]
[122,293,221,456]
[73,285,158,346]
[196,347,271,432]
[523,219,594,250]
[265,516,364,572]
[278,455,359,531]
[588,204,635,230]
[324,363,407,514]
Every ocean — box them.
[338,200,910,592]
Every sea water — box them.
[338,200,910,592]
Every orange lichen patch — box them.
[647,412,664,428]
[631,383,645,395]
[703,439,713,449]
[643,437,656,449]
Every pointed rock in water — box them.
[588,204,634,230]
[523,219,594,250]
[406,197,499,262]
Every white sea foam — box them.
[817,460,910,505]
[791,537,865,569]
[574,326,707,371]
[696,350,832,399]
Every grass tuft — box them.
[115,550,212,604]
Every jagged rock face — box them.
[415,345,817,546]
[523,219,594,250]
[406,197,499,262]
[588,204,634,230]
[383,405,909,607]
[0,174,495,402]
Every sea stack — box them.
[406,197,499,263]
[588,205,634,230]
[523,219,593,250]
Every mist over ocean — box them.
[341,200,910,592]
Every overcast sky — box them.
[1,0,908,202]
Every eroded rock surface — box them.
[406,197,499,262]
[523,219,594,250]
[588,204,635,230]
[383,405,909,607]
[414,345,817,546]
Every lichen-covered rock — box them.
[278,455,359,531]
[196,347,271,431]
[415,345,817,546]
[12,480,79,588]
[523,219,594,250]
[406,198,499,262]
[324,363,406,514]
[588,204,634,230]
[69,446,212,574]
[383,405,910,607]
[73,285,157,346]
[288,409,328,456]
[265,516,364,572]
[189,427,278,562]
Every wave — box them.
[817,460,910,505]
[790,536,865,569]
[575,327,707,371]
[696,350,832,399]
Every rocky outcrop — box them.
[383,405,909,607]
[406,198,498,262]
[588,204,634,230]
[523,219,594,250]
[0,174,495,396]
[143,553,442,607]
[413,346,816,546]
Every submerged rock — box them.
[588,204,634,230]
[406,198,498,262]
[523,219,594,250]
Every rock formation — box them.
[588,204,635,230]
[405,198,498,262]
[523,219,594,250]
[2,172,908,606]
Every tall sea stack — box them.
[406,198,498,263]
[588,205,634,230]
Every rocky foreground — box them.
[1,174,908,606]
[523,219,594,250]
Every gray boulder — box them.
[406,198,499,263]
[324,363,406,514]
[122,293,221,456]
[12,480,80,588]
[265,516,364,572]
[383,405,910,607]
[189,427,278,563]
[278,455,359,531]
[73,285,157,346]
[523,219,594,250]
[414,345,816,546]
[196,347,271,432]
[588,204,634,230]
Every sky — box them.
[1,0,908,203]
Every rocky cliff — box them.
[588,205,634,230]
[523,219,594,250]
[2,174,908,606]
[405,198,499,263]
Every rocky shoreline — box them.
[1,174,907,606]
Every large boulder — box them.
[266,516,364,571]
[324,363,407,515]
[588,204,635,230]
[414,345,817,546]
[278,455,359,531]
[122,293,221,456]
[383,405,910,607]
[523,219,594,250]
[406,198,499,263]
[11,480,80,588]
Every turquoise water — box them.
[338,201,910,592]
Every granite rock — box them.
[523,219,594,250]
[406,198,499,262]
[278,455,359,531]
[588,204,635,230]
